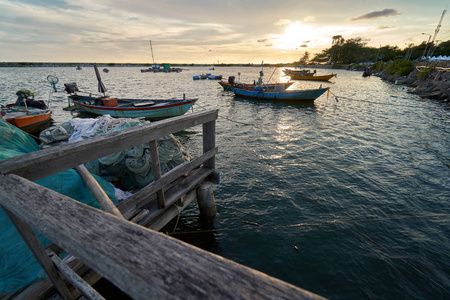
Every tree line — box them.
[296,35,450,65]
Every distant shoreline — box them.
[0,62,299,68]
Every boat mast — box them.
[149,40,156,65]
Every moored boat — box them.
[66,94,198,120]
[65,65,197,120]
[230,85,329,102]
[286,71,336,81]
[1,106,52,133]
[219,78,294,91]
[1,88,52,133]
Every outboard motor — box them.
[228,76,235,84]
[64,82,79,94]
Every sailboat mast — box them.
[149,40,155,65]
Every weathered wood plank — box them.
[0,110,218,181]
[0,174,325,300]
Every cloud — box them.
[350,9,401,21]
[378,25,395,30]
[258,39,267,43]
[274,19,292,26]
[299,44,308,48]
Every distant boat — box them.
[362,68,372,77]
[64,64,196,120]
[103,68,109,73]
[282,69,311,76]
[207,75,223,80]
[76,66,82,70]
[283,69,336,81]
[140,40,182,73]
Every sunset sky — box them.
[1,0,449,64]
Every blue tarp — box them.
[0,120,118,293]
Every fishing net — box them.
[0,120,118,293]
[39,115,191,190]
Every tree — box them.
[299,51,310,64]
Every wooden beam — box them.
[0,109,218,181]
[117,147,217,219]
[0,173,325,300]
[47,250,105,300]
[74,164,123,218]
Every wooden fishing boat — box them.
[67,94,197,120]
[1,106,52,133]
[282,69,312,76]
[218,80,294,91]
[230,86,329,102]
[287,73,336,81]
[65,65,196,120]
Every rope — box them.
[169,213,450,235]
[327,90,437,108]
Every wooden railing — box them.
[0,109,325,300]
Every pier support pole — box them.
[196,181,216,218]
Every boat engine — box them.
[228,76,235,84]
[64,82,79,94]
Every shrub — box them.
[417,66,435,80]
[378,59,414,76]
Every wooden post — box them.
[196,181,216,218]
[75,164,124,219]
[149,140,165,209]
[203,120,215,170]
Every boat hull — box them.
[219,81,294,91]
[230,87,328,102]
[3,109,52,133]
[288,74,336,81]
[70,96,197,120]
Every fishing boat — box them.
[1,106,52,133]
[66,94,197,120]
[65,65,197,120]
[218,77,294,91]
[282,68,312,76]
[230,85,328,102]
[229,66,328,102]
[140,40,182,73]
[1,89,52,133]
[283,69,336,81]
[103,68,109,73]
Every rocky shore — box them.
[376,61,450,104]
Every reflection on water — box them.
[1,66,449,299]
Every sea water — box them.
[0,66,449,299]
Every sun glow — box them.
[274,22,318,50]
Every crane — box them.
[427,10,447,57]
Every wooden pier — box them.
[0,109,325,299]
